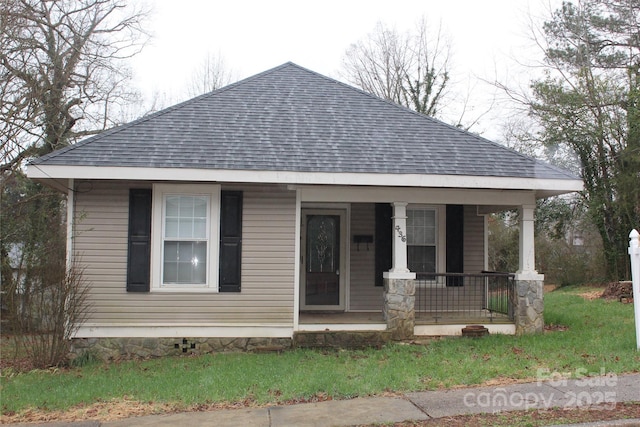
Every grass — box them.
[1,286,639,416]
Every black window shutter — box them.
[219,191,243,292]
[374,203,393,286]
[127,189,152,292]
[446,204,464,286]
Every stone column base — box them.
[514,279,544,334]
[383,278,415,340]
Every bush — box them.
[13,259,91,368]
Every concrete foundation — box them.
[70,336,292,361]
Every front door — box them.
[301,210,345,310]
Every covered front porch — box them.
[293,186,545,337]
[298,272,517,336]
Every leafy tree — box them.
[341,18,451,119]
[528,0,640,280]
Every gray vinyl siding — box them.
[348,204,486,312]
[74,181,296,325]
[348,203,382,311]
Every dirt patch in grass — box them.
[387,402,640,427]
[580,289,605,300]
[1,398,254,424]
[544,323,569,332]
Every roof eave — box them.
[27,164,584,196]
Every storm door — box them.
[301,210,345,310]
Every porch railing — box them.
[414,272,515,323]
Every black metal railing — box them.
[414,272,515,323]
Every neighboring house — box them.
[27,63,582,357]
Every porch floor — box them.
[299,311,512,325]
[300,312,385,324]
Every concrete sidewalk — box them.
[14,374,640,427]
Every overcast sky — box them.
[130,0,561,139]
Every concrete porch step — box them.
[293,330,392,349]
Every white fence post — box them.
[629,229,640,351]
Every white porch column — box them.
[515,204,544,281]
[514,204,545,334]
[383,202,416,280]
[383,202,416,339]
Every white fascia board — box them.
[300,186,539,206]
[27,164,584,194]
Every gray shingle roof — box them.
[32,62,576,180]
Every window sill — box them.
[151,286,219,293]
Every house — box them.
[27,62,583,357]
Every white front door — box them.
[300,209,346,310]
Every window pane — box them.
[164,241,178,262]
[165,218,179,239]
[163,262,178,283]
[193,241,206,259]
[178,218,193,238]
[193,218,206,239]
[192,242,207,283]
[179,241,193,260]
[177,260,192,283]
[413,227,425,245]
[166,196,180,216]
[424,226,435,244]
[412,211,425,226]
[179,196,194,217]
[424,210,435,224]
[408,246,436,273]
[193,197,207,217]
[163,241,207,285]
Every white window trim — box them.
[151,183,221,292]
[408,205,446,288]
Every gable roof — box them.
[28,62,581,193]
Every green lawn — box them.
[1,286,639,415]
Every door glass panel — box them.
[307,216,337,273]
[305,215,340,306]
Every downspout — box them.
[66,179,74,271]
[292,187,301,333]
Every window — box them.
[151,184,220,291]
[406,205,446,275]
[163,195,208,284]
[407,208,437,273]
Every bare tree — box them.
[186,52,236,98]
[0,0,149,172]
[341,18,451,118]
[1,0,147,367]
